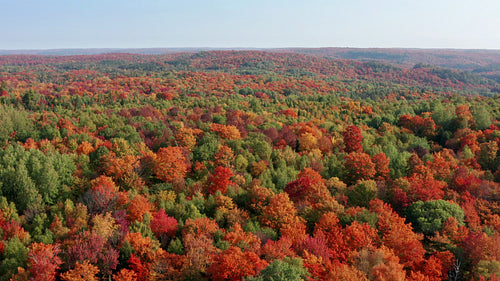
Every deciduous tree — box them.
[208,246,268,281]
[154,146,188,183]
[206,166,234,195]
[343,125,363,153]
[26,242,62,281]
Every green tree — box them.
[346,180,378,207]
[193,133,219,162]
[246,257,309,281]
[383,144,410,179]
[473,260,500,280]
[0,105,37,143]
[431,101,454,130]
[39,125,61,140]
[21,89,42,111]
[0,144,75,212]
[246,133,272,161]
[472,105,492,130]
[407,200,464,236]
[0,236,29,279]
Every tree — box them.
[223,223,261,253]
[175,127,200,151]
[398,114,436,138]
[0,105,36,143]
[250,160,269,177]
[113,268,138,281]
[154,146,188,183]
[407,200,465,236]
[247,257,309,281]
[150,209,178,245]
[404,173,446,204]
[313,212,348,262]
[85,176,118,214]
[127,194,152,222]
[182,233,219,278]
[0,143,75,212]
[123,232,160,263]
[60,260,99,281]
[343,125,363,153]
[127,254,149,281]
[455,104,474,129]
[343,221,379,253]
[298,132,318,152]
[354,247,406,281]
[261,193,301,231]
[326,262,368,281]
[206,166,234,195]
[372,152,390,181]
[0,236,28,280]
[193,133,219,162]
[261,237,295,261]
[346,180,378,207]
[213,145,235,168]
[370,199,425,269]
[344,152,376,184]
[472,105,492,130]
[210,123,242,140]
[284,168,330,206]
[27,242,62,281]
[208,246,268,281]
[478,141,499,171]
[473,260,500,281]
[66,230,118,276]
[296,235,331,261]
[90,211,115,238]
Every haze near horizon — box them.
[1,0,499,50]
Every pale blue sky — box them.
[1,0,499,50]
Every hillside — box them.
[3,47,500,83]
[0,51,499,280]
[277,48,500,83]
[1,51,498,99]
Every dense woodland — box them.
[278,48,500,84]
[0,50,500,280]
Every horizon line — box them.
[2,46,500,52]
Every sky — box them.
[1,0,499,50]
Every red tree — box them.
[370,199,425,269]
[343,125,363,153]
[88,176,119,213]
[27,242,62,281]
[372,152,391,181]
[207,246,268,281]
[284,168,330,206]
[150,209,178,242]
[344,152,376,184]
[207,166,234,194]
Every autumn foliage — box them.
[343,125,363,153]
[154,146,188,183]
[206,166,234,194]
[0,50,499,280]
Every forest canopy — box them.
[0,50,500,280]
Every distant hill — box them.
[273,48,500,69]
[2,47,499,82]
[272,48,500,83]
[1,50,498,98]
[3,47,499,68]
